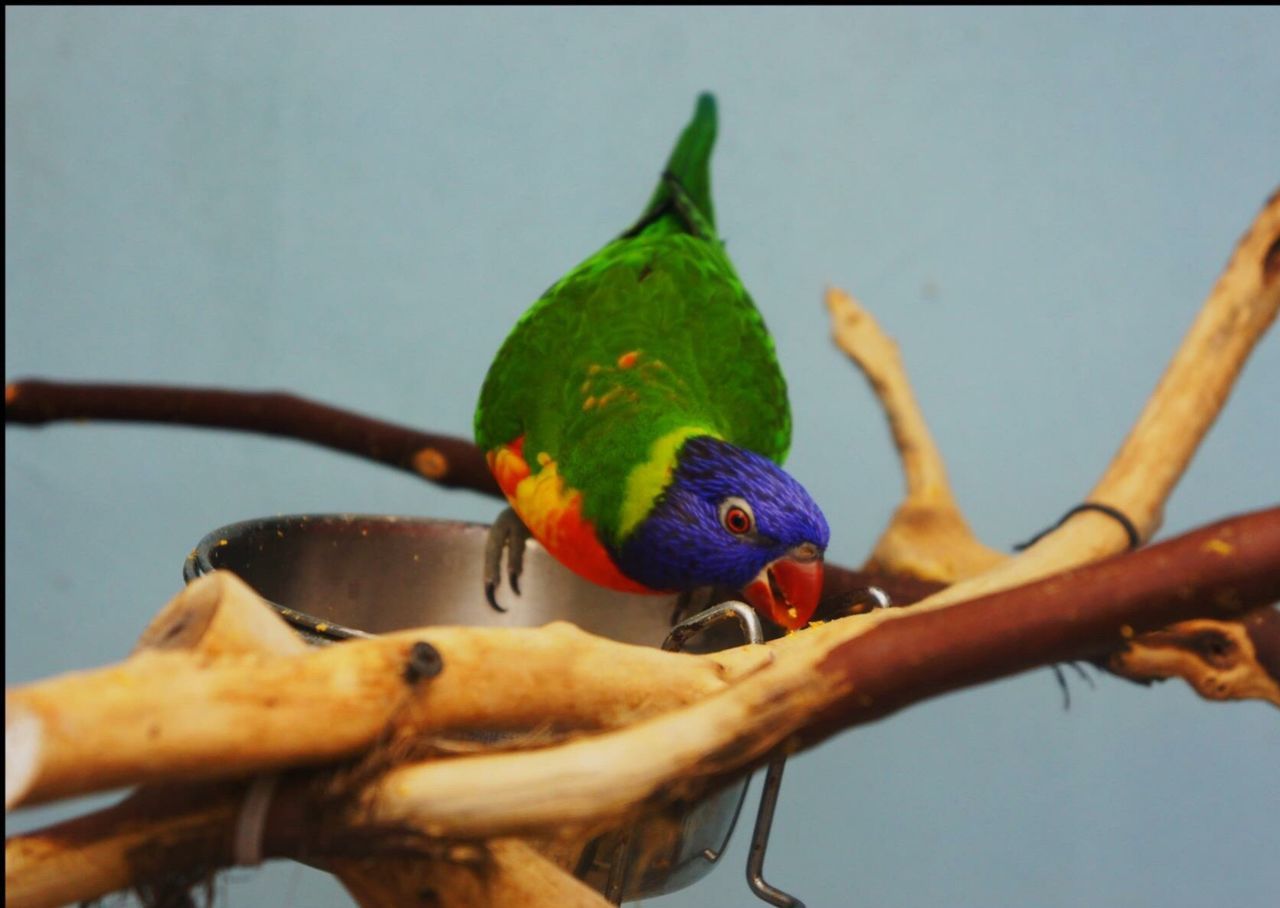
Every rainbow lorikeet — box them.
[474,93,829,630]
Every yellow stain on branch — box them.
[1202,538,1235,557]
[412,447,449,480]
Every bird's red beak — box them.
[743,544,824,630]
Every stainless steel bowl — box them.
[184,514,749,900]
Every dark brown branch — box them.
[5,379,500,497]
[797,506,1280,747]
[1247,604,1280,677]
[4,378,941,608]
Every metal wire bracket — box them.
[746,757,803,907]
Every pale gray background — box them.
[6,8,1279,908]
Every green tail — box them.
[625,93,718,239]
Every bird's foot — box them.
[484,507,532,613]
[1051,661,1097,710]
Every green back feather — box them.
[475,94,791,544]
[631,92,718,236]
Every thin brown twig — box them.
[4,379,501,497]
[2,378,942,612]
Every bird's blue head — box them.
[614,435,830,629]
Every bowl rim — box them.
[183,514,495,642]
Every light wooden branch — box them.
[826,286,1006,582]
[6,578,297,908]
[828,190,1280,702]
[4,776,613,908]
[133,568,311,658]
[905,189,1280,608]
[1106,608,1280,704]
[6,571,609,908]
[30,527,1277,818]
[4,784,238,908]
[6,574,756,810]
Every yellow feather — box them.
[617,424,720,538]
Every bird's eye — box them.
[718,497,755,536]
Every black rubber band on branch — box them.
[1015,502,1141,552]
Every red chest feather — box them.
[487,438,655,594]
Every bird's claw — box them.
[483,507,531,613]
[1052,661,1097,710]
[484,580,507,613]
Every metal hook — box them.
[665,601,805,908]
[746,757,804,907]
[663,598,764,650]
